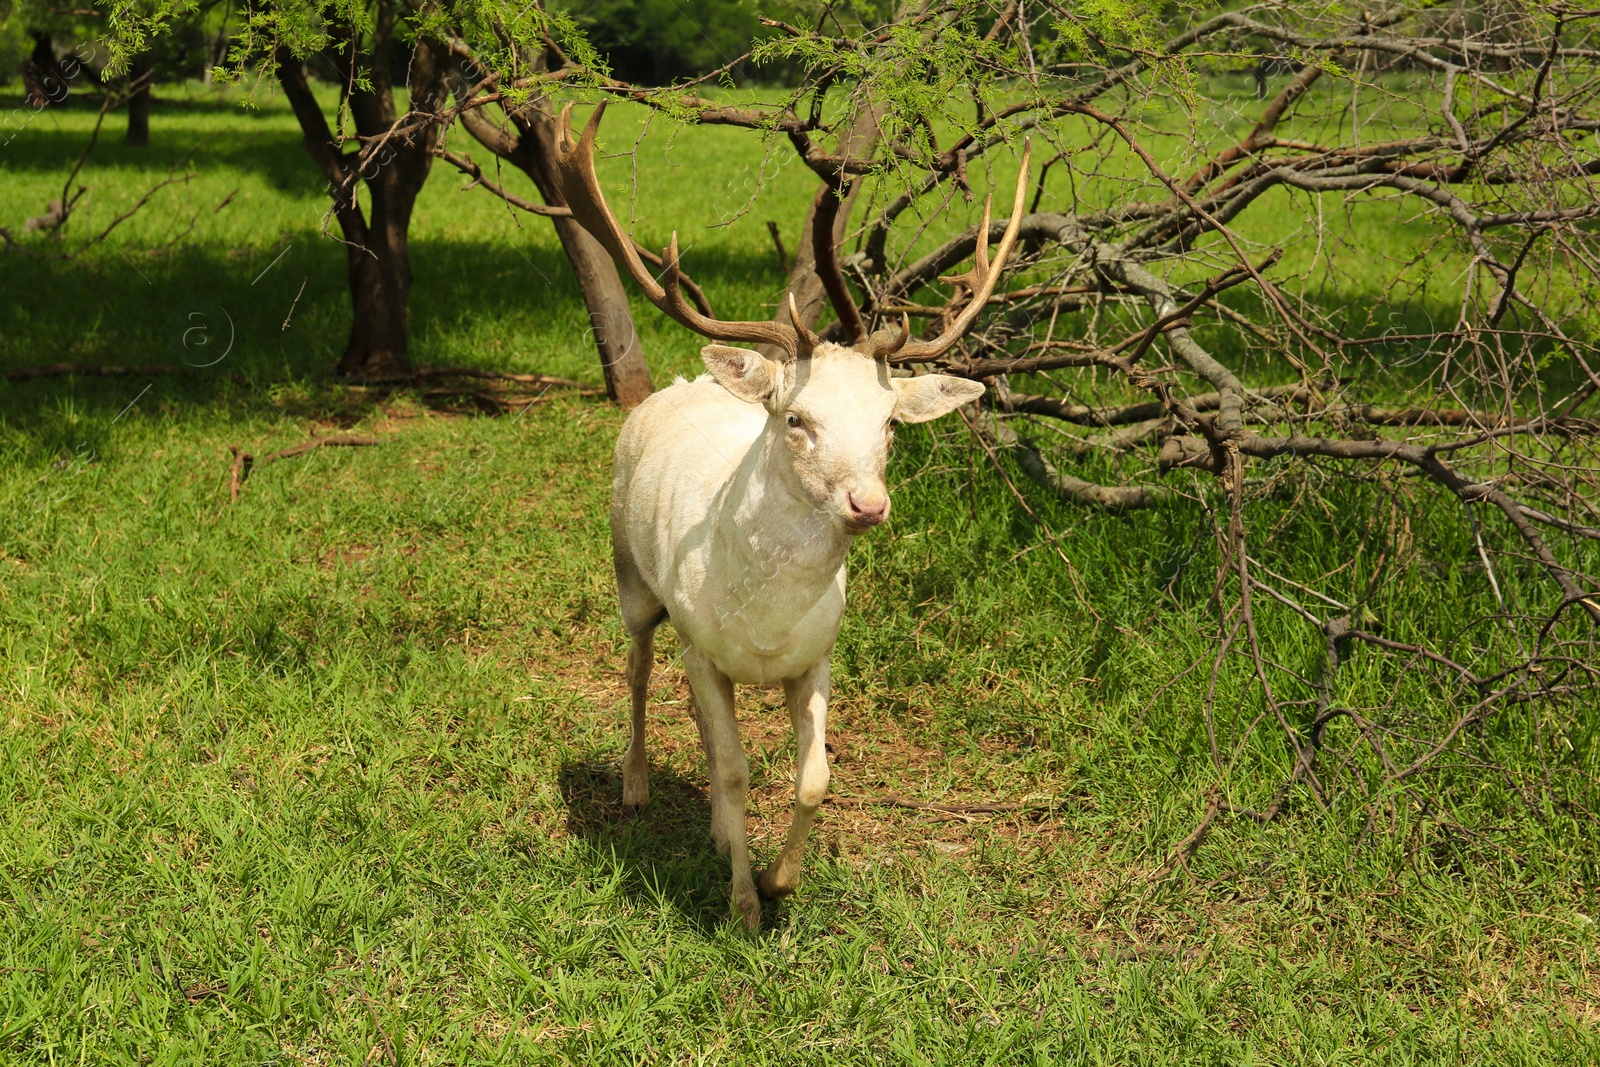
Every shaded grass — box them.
[1,83,1597,1064]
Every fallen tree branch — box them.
[351,366,597,391]
[824,793,1052,815]
[228,447,252,504]
[1160,433,1600,623]
[978,410,1168,508]
[1008,384,1307,427]
[1149,792,1224,881]
[261,434,381,462]
[5,362,189,382]
[226,435,382,503]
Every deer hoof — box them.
[733,884,762,932]
[757,866,796,900]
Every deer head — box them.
[696,340,984,531]
[554,102,1031,533]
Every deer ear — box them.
[702,345,783,404]
[891,374,985,423]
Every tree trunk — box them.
[23,31,71,108]
[275,13,444,379]
[458,97,654,407]
[556,218,654,407]
[339,199,415,377]
[764,182,863,351]
[125,52,152,147]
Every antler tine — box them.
[935,195,993,294]
[552,101,805,359]
[554,101,658,298]
[868,313,911,361]
[971,196,992,278]
[789,292,822,353]
[896,139,1032,363]
[660,232,691,320]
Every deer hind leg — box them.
[621,627,657,810]
[759,658,830,900]
[683,645,759,932]
[615,549,664,812]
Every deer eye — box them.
[786,413,805,430]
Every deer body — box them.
[612,372,851,686]
[551,101,1028,930]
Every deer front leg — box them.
[683,647,760,932]
[759,658,830,900]
[621,627,654,810]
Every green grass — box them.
[1,83,1597,1064]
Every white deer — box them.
[555,103,1030,930]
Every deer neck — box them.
[718,427,850,585]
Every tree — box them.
[20,29,73,106]
[274,27,445,378]
[91,0,660,391]
[3,2,230,143]
[124,47,151,144]
[120,5,229,145]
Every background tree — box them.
[1,1,227,141]
[89,0,661,392]
[20,28,74,105]
[266,5,449,380]
[125,14,222,146]
[1,7,99,108]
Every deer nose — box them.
[845,492,888,528]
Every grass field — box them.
[2,81,1598,1064]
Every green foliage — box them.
[94,0,207,77]
[1045,0,1202,109]
[552,0,764,82]
[1,0,234,91]
[1052,0,1163,54]
[14,0,601,101]
[754,1,1020,165]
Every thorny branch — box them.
[722,1,1600,866]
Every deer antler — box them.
[810,182,866,345]
[554,102,810,359]
[894,140,1032,363]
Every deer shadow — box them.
[557,759,763,932]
